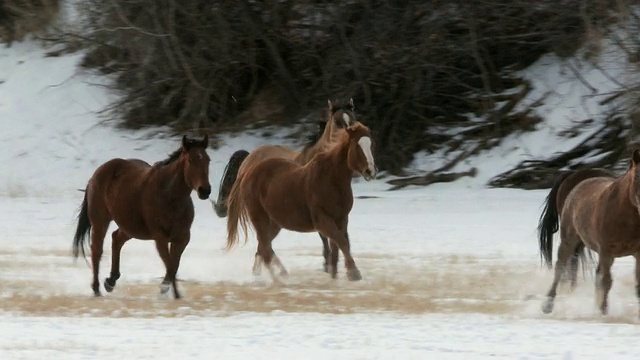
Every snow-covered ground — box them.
[2,35,640,359]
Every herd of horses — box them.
[71,98,640,317]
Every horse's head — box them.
[344,123,377,181]
[327,98,357,141]
[181,135,211,199]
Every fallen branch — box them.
[387,167,478,191]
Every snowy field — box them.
[2,37,640,359]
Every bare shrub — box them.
[75,0,625,175]
[0,0,60,45]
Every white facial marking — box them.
[342,113,351,127]
[357,136,375,173]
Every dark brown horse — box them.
[214,99,360,272]
[225,122,377,282]
[73,135,211,299]
[537,152,640,315]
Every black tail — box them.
[570,242,592,278]
[73,189,91,261]
[213,150,250,218]
[537,173,570,269]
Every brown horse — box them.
[72,135,211,299]
[537,152,640,315]
[538,168,614,285]
[225,122,377,282]
[214,99,360,272]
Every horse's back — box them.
[86,158,152,228]
[243,156,302,192]
[563,176,614,213]
[89,158,150,188]
[239,145,297,174]
[560,176,640,253]
[243,157,314,231]
[557,168,615,212]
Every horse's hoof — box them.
[160,282,171,295]
[323,264,329,273]
[279,269,289,277]
[600,306,608,316]
[541,299,554,314]
[104,278,116,293]
[347,268,362,281]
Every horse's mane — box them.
[303,121,327,149]
[155,148,182,166]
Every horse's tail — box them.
[73,188,91,261]
[225,170,250,250]
[537,172,571,269]
[213,150,250,218]
[570,242,592,278]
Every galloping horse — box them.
[225,122,377,282]
[538,168,614,285]
[214,99,360,272]
[73,135,211,299]
[538,151,640,315]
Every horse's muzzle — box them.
[362,167,378,181]
[197,186,211,199]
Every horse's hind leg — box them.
[634,254,640,317]
[542,237,576,314]
[252,248,287,277]
[104,229,132,293]
[328,240,340,279]
[252,251,263,276]
[595,253,614,315]
[89,222,109,297]
[568,242,585,291]
[320,233,332,273]
[271,252,288,277]
[255,221,282,284]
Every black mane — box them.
[155,148,183,166]
[304,121,327,148]
[330,102,353,114]
[155,138,203,166]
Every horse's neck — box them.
[155,159,191,197]
[600,172,635,210]
[320,140,353,182]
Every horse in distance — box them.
[537,168,614,285]
[537,150,640,316]
[213,98,361,273]
[72,135,211,299]
[225,122,377,283]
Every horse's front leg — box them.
[165,233,191,299]
[595,254,614,315]
[104,229,132,293]
[315,214,361,281]
[154,240,172,295]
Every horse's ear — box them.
[202,134,209,148]
[182,135,191,151]
[633,148,640,166]
[348,98,355,111]
[328,99,334,112]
